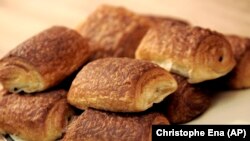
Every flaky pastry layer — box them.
[63,109,169,141]
[0,26,90,93]
[0,90,74,141]
[68,58,177,112]
[136,23,236,83]
[76,5,149,60]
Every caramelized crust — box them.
[225,35,250,89]
[226,35,250,61]
[0,26,90,93]
[63,109,169,141]
[136,22,236,83]
[76,5,149,60]
[67,58,177,112]
[142,14,189,26]
[0,90,74,141]
[163,74,211,124]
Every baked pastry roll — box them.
[63,108,169,141]
[225,35,250,89]
[0,90,74,141]
[0,26,90,93]
[135,22,236,83]
[142,14,189,26]
[163,74,211,124]
[76,5,149,60]
[67,58,177,112]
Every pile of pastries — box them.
[0,5,249,141]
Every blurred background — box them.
[0,0,250,124]
[1,0,250,57]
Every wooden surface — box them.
[0,0,250,124]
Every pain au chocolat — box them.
[142,14,189,26]
[163,74,211,124]
[0,89,74,141]
[0,26,90,93]
[76,5,149,60]
[225,35,250,89]
[135,22,236,83]
[63,108,169,141]
[67,58,177,112]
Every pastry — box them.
[76,5,149,60]
[67,58,177,112]
[142,14,189,26]
[0,84,7,98]
[0,26,90,93]
[0,90,74,141]
[62,108,169,141]
[225,35,250,89]
[163,74,211,124]
[135,22,236,83]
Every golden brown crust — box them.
[76,5,149,60]
[135,23,236,83]
[226,35,250,61]
[63,108,169,141]
[67,58,177,112]
[162,74,211,124]
[0,90,74,141]
[142,14,189,26]
[225,35,250,89]
[0,26,90,93]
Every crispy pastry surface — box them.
[0,90,74,141]
[135,22,236,83]
[76,5,149,60]
[142,14,189,26]
[0,26,90,93]
[63,109,169,141]
[67,58,177,112]
[163,74,211,124]
[225,35,250,89]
